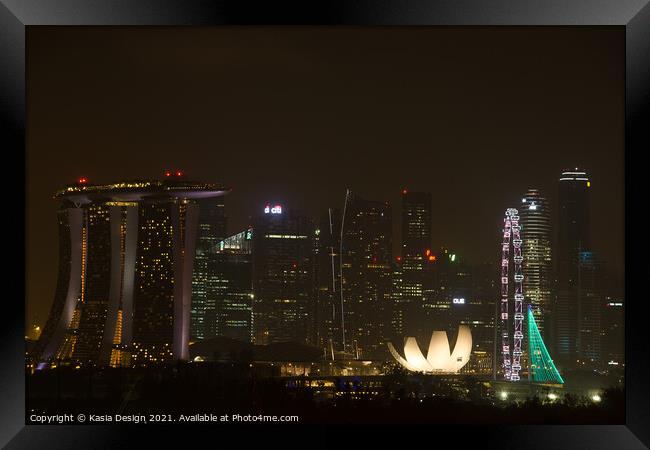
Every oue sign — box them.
[264,204,283,214]
[453,298,465,304]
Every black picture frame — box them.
[2,0,648,447]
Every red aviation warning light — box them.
[402,188,408,195]
[78,177,88,184]
[164,169,184,178]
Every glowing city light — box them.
[528,305,564,384]
[500,208,524,382]
[387,326,472,373]
[592,394,602,402]
[264,204,283,214]
[548,393,558,401]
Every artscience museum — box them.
[387,325,473,373]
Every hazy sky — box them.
[26,26,624,327]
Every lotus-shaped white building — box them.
[387,325,472,373]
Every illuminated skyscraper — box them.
[555,168,591,367]
[202,228,253,343]
[340,190,393,358]
[252,204,315,345]
[32,174,228,369]
[520,189,552,340]
[190,196,227,340]
[399,190,433,340]
[390,258,405,339]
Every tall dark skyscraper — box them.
[191,196,227,340]
[422,252,496,375]
[555,168,591,368]
[576,251,603,365]
[520,189,552,340]
[201,228,253,343]
[252,204,315,346]
[31,174,228,369]
[601,296,624,367]
[340,190,393,359]
[399,190,433,340]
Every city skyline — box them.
[27,169,623,331]
[27,27,624,333]
[30,166,618,370]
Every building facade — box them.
[555,169,591,368]
[199,228,254,343]
[340,190,393,359]
[314,208,343,356]
[32,174,228,369]
[190,196,227,340]
[576,251,603,365]
[601,296,624,367]
[519,189,552,341]
[252,204,316,346]
[399,190,433,342]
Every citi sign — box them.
[264,204,283,214]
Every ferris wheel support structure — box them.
[500,208,524,382]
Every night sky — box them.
[26,27,624,328]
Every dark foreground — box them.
[26,363,625,424]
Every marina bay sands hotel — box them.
[31,172,229,369]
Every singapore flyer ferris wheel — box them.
[500,208,525,381]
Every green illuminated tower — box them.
[528,305,564,384]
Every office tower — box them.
[191,196,227,340]
[399,190,433,340]
[32,173,228,369]
[520,189,552,340]
[576,251,603,365]
[441,252,473,331]
[315,208,343,355]
[423,253,495,375]
[252,204,315,346]
[555,168,591,367]
[469,262,499,374]
[390,257,405,339]
[202,228,253,343]
[340,190,392,359]
[425,248,456,334]
[602,296,624,367]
